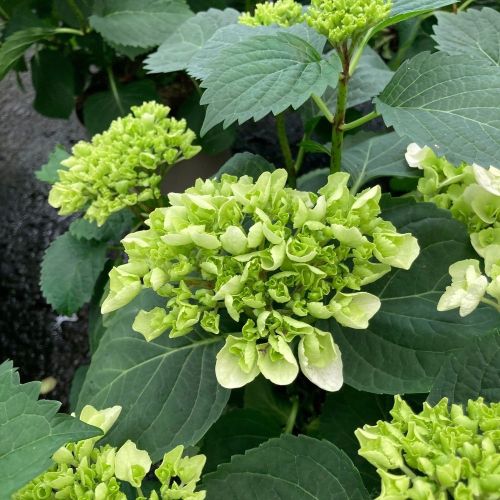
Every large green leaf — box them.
[326,203,499,394]
[77,290,230,462]
[214,152,275,180]
[89,0,193,48]
[428,330,500,405]
[83,79,159,135]
[0,361,99,497]
[0,27,56,80]
[200,409,282,472]
[202,435,370,500]
[372,0,456,34]
[302,47,393,121]
[376,51,500,165]
[317,386,393,495]
[40,232,108,315]
[200,31,340,134]
[35,145,70,184]
[31,49,75,119]
[433,7,500,67]
[69,210,134,242]
[145,8,239,74]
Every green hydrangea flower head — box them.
[48,102,201,226]
[14,405,207,499]
[305,0,392,45]
[356,396,500,500]
[239,0,304,27]
[406,144,500,316]
[102,169,419,391]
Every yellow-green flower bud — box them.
[239,0,304,27]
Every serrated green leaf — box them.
[31,49,75,119]
[427,330,500,405]
[41,232,108,315]
[145,8,239,74]
[201,408,282,472]
[77,290,230,462]
[69,209,134,242]
[83,79,159,135]
[302,47,393,122]
[297,168,330,193]
[200,32,340,134]
[202,435,370,500]
[372,0,456,34]
[214,152,275,180]
[0,27,56,80]
[376,51,500,165]
[89,0,193,48]
[433,7,500,66]
[318,386,393,495]
[35,145,70,184]
[0,361,99,497]
[325,203,499,394]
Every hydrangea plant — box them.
[14,405,206,500]
[406,144,500,316]
[239,0,305,27]
[356,396,500,500]
[101,168,419,390]
[48,102,201,226]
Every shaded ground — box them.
[0,72,88,407]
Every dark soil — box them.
[0,72,88,408]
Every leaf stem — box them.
[65,0,87,31]
[311,94,334,123]
[54,27,85,36]
[276,112,296,187]
[349,30,372,77]
[284,396,299,434]
[342,110,380,131]
[331,45,350,174]
[458,0,475,11]
[400,464,417,479]
[136,487,144,497]
[107,66,124,115]
[481,297,500,312]
[294,126,316,174]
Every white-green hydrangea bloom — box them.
[306,0,392,45]
[356,396,500,500]
[48,102,201,226]
[407,144,500,315]
[103,169,419,391]
[14,406,207,500]
[239,0,304,27]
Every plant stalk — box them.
[54,27,85,36]
[331,47,350,174]
[284,397,299,434]
[107,66,125,115]
[311,94,334,123]
[0,5,9,19]
[66,0,87,31]
[276,112,296,187]
[481,297,500,312]
[458,0,475,12]
[342,110,380,131]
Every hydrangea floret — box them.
[356,396,500,500]
[48,102,201,226]
[239,0,304,27]
[102,169,419,391]
[305,0,392,45]
[14,405,206,499]
[406,144,500,316]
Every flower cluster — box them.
[305,0,392,45]
[102,169,419,391]
[239,0,304,27]
[356,396,500,500]
[406,144,500,316]
[15,405,206,500]
[48,102,201,226]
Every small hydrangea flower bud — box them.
[115,440,152,488]
[239,0,304,27]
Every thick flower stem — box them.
[284,396,299,434]
[276,112,296,187]
[331,48,350,174]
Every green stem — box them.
[331,47,350,174]
[276,112,296,187]
[481,297,500,312]
[400,464,417,479]
[65,0,87,30]
[294,125,316,174]
[54,27,85,36]
[458,0,475,11]
[0,5,9,19]
[107,66,124,115]
[136,486,144,498]
[342,110,380,131]
[311,94,334,123]
[284,397,299,434]
[349,30,372,77]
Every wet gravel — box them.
[0,71,88,408]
